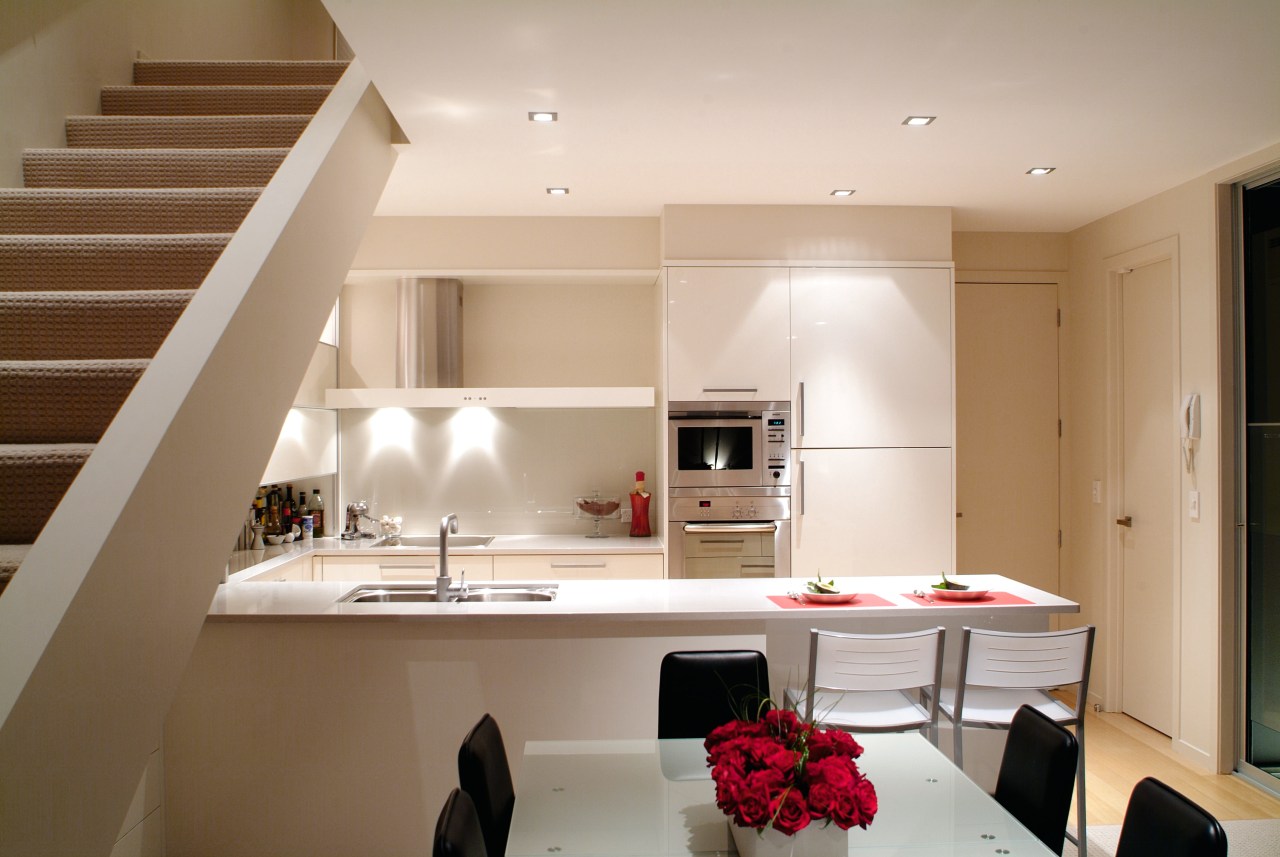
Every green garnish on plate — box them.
[807,577,839,594]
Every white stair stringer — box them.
[0,60,399,855]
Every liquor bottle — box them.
[309,489,325,537]
[281,484,294,534]
[629,471,652,537]
[264,490,282,536]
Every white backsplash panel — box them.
[339,407,656,537]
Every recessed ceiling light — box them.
[546,187,570,195]
[830,189,855,197]
[1027,167,1056,175]
[902,116,935,126]
[528,111,558,122]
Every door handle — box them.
[1116,516,1133,528]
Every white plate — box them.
[929,587,990,601]
[799,591,859,604]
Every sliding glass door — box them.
[1241,171,1280,790]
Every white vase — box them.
[729,819,847,857]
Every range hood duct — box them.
[396,276,463,388]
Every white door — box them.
[955,282,1059,592]
[791,268,952,448]
[666,267,791,402]
[1119,259,1176,735]
[793,447,953,577]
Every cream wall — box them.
[1063,141,1280,773]
[0,0,333,187]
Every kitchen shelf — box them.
[324,387,655,409]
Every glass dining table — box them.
[506,733,1055,857]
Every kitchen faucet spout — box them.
[437,513,459,601]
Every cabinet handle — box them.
[550,561,607,569]
[797,381,806,437]
[700,538,747,545]
[702,387,758,394]
[798,459,806,516]
[381,563,435,571]
[740,563,775,570]
[1116,516,1133,528]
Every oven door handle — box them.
[682,522,778,535]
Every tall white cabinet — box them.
[789,266,954,577]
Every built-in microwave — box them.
[666,402,790,490]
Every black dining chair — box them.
[992,705,1079,855]
[658,650,770,739]
[457,713,514,857]
[1113,777,1227,857]
[433,788,488,857]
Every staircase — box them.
[0,59,348,593]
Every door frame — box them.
[1105,236,1182,726]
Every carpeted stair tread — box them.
[101,85,332,116]
[0,443,95,543]
[66,114,313,149]
[0,290,194,360]
[0,187,261,234]
[133,60,348,86]
[0,544,30,593]
[0,359,149,444]
[23,148,290,188]
[0,234,230,291]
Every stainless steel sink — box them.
[339,582,557,604]
[372,535,495,548]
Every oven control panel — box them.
[763,408,790,482]
[668,495,791,523]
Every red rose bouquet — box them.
[705,708,877,835]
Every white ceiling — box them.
[324,0,1280,232]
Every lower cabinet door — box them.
[792,448,953,577]
[493,554,664,580]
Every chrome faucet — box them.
[437,513,459,601]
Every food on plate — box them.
[932,570,970,591]
[806,577,839,594]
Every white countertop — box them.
[208,571,1078,623]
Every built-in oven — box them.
[667,402,791,578]
[668,493,790,578]
[667,402,790,489]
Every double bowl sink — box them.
[340,582,558,604]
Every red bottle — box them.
[629,471,652,537]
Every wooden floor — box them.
[1072,707,1280,826]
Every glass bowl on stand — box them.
[574,493,621,538]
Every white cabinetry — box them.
[793,447,953,577]
[666,267,790,402]
[246,556,313,582]
[493,553,663,580]
[791,267,952,447]
[318,555,495,582]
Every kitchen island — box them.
[165,569,1077,857]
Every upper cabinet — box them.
[666,267,791,402]
[791,267,953,448]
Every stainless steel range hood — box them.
[396,276,462,387]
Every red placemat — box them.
[767,594,895,609]
[901,591,1033,606]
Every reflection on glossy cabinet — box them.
[792,447,954,577]
[666,267,791,402]
[318,555,495,582]
[493,554,663,580]
[792,267,952,447]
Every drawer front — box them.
[685,556,779,579]
[683,532,768,558]
[319,555,494,582]
[493,554,663,580]
[247,557,313,582]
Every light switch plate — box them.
[1091,480,1102,504]
[1189,490,1200,521]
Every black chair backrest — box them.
[458,713,515,857]
[658,650,770,739]
[1114,777,1228,857]
[434,788,488,857]
[992,705,1079,855]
